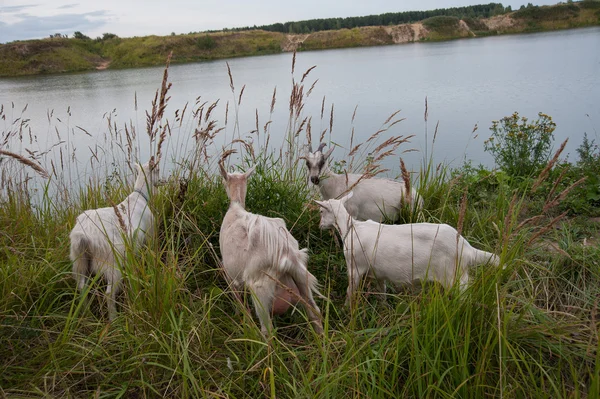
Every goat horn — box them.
[317,143,327,153]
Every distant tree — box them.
[102,33,118,40]
[73,31,90,40]
[171,32,176,36]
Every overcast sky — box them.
[0,0,559,43]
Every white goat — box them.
[315,192,499,307]
[69,161,160,320]
[303,143,423,222]
[219,163,323,336]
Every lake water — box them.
[1,27,599,179]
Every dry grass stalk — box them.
[319,129,327,144]
[424,96,428,122]
[433,121,440,144]
[532,139,568,192]
[502,194,518,248]
[291,50,297,75]
[329,104,334,134]
[270,87,277,114]
[226,62,235,92]
[527,211,568,246]
[307,80,318,97]
[107,197,128,233]
[321,96,326,120]
[295,117,308,138]
[384,110,402,126]
[155,121,170,165]
[348,144,362,157]
[305,117,312,149]
[225,101,229,126]
[400,158,411,208]
[543,177,587,214]
[205,100,220,122]
[514,215,546,232]
[301,65,316,83]
[146,52,173,164]
[0,150,49,179]
[238,85,246,106]
[264,121,272,134]
[351,105,358,124]
[255,110,259,135]
[367,129,386,144]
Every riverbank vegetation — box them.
[1,55,599,397]
[1,0,599,77]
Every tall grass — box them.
[1,55,598,398]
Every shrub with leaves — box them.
[484,112,555,178]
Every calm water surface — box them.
[1,27,599,175]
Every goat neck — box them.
[225,173,249,209]
[332,200,354,241]
[133,170,153,202]
[317,164,342,198]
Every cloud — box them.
[57,4,79,10]
[0,4,38,13]
[0,10,111,43]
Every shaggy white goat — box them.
[303,143,423,222]
[315,192,499,307]
[69,161,159,320]
[219,163,323,336]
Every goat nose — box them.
[310,176,320,185]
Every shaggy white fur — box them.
[69,162,159,320]
[316,192,499,307]
[219,163,323,336]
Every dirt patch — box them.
[384,23,428,44]
[484,15,523,31]
[282,34,310,52]
[95,59,111,70]
[458,20,474,36]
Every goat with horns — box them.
[302,143,422,223]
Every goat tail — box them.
[281,248,322,297]
[70,233,91,285]
[470,248,500,269]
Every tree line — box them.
[223,3,509,34]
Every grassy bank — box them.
[1,1,599,77]
[1,58,600,397]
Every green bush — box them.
[422,15,461,29]
[484,112,556,178]
[512,4,579,20]
[196,34,217,50]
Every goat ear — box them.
[244,165,257,178]
[340,191,354,204]
[308,143,313,153]
[323,146,334,160]
[218,161,228,181]
[135,163,143,176]
[313,199,327,208]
